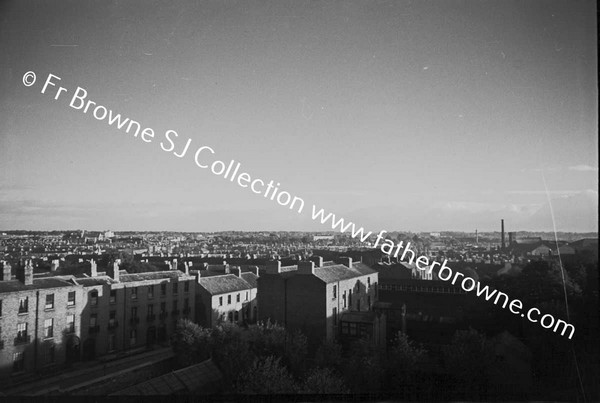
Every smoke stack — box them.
[475,229,478,244]
[501,219,505,249]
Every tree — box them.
[342,339,384,393]
[443,328,494,399]
[301,367,348,394]
[235,356,298,394]
[314,339,343,371]
[171,319,212,367]
[385,331,427,392]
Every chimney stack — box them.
[338,257,353,269]
[310,255,324,268]
[1,261,11,281]
[171,258,178,271]
[252,266,260,277]
[266,260,282,274]
[298,261,316,275]
[90,259,98,277]
[20,259,33,286]
[184,261,190,275]
[113,260,120,282]
[230,266,241,277]
[50,259,60,272]
[501,219,506,249]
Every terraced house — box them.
[77,259,196,360]
[0,260,85,384]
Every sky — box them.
[0,0,597,233]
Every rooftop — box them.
[198,274,253,295]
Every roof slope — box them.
[198,274,252,295]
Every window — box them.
[172,282,178,295]
[109,311,116,326]
[110,290,116,304]
[332,307,337,325]
[148,285,154,299]
[67,291,76,306]
[348,290,352,307]
[44,318,53,338]
[219,297,223,306]
[147,304,154,315]
[234,311,239,322]
[18,297,28,314]
[228,312,233,322]
[349,323,357,336]
[0,299,2,316]
[90,290,98,306]
[333,285,337,299]
[236,293,240,303]
[108,333,116,351]
[343,291,347,308]
[45,294,54,310]
[66,314,75,333]
[245,292,249,301]
[131,307,138,318]
[184,298,189,310]
[227,295,231,305]
[17,322,27,340]
[367,277,371,287]
[45,344,55,364]
[172,300,178,312]
[161,283,167,296]
[368,296,371,310]
[130,329,137,346]
[131,287,138,300]
[160,302,166,314]
[13,351,25,372]
[90,314,97,327]
[184,281,189,292]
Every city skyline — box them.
[1,0,597,233]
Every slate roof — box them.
[352,262,378,276]
[313,264,369,283]
[0,277,76,294]
[120,271,188,283]
[75,276,115,287]
[240,272,258,288]
[198,274,252,295]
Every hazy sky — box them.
[1,0,597,232]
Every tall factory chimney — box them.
[501,219,505,249]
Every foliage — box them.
[300,367,348,394]
[443,328,494,398]
[235,356,298,394]
[342,339,384,393]
[171,319,212,367]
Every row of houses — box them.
[0,255,381,384]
